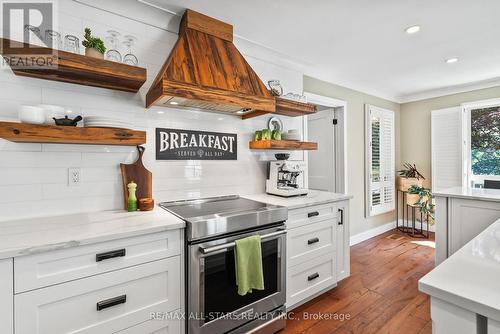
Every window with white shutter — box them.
[431,107,465,191]
[365,104,395,217]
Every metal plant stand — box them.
[396,189,429,238]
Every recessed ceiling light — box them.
[405,25,421,34]
[446,57,459,64]
[169,101,179,105]
[157,111,165,114]
[235,110,245,114]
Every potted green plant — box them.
[407,185,435,220]
[397,163,425,191]
[82,28,106,59]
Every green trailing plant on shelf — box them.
[398,162,425,180]
[82,28,106,58]
[408,185,435,221]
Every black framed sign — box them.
[156,128,237,160]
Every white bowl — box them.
[19,106,45,124]
[38,104,66,125]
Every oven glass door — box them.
[203,238,279,321]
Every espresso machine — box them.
[266,160,308,197]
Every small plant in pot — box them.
[82,28,106,59]
[397,163,425,191]
[407,185,435,221]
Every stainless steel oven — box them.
[160,196,288,334]
[188,224,286,334]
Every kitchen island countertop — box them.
[419,217,500,322]
[243,189,352,209]
[0,206,184,259]
[433,186,500,202]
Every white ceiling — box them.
[138,0,500,102]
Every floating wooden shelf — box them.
[0,122,146,146]
[242,96,317,119]
[274,97,317,117]
[0,38,147,92]
[249,140,318,150]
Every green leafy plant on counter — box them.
[398,162,425,180]
[408,185,435,221]
[82,28,106,54]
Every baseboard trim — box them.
[350,221,396,246]
[349,219,436,246]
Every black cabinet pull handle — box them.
[96,295,127,311]
[307,237,320,245]
[96,249,126,262]
[338,208,344,225]
[307,211,319,218]
[308,272,320,281]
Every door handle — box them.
[338,208,344,225]
[96,249,126,262]
[307,237,320,245]
[308,272,320,281]
[307,211,319,218]
[199,229,287,254]
[96,295,127,311]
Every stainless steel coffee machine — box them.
[266,160,308,197]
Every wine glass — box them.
[45,30,62,50]
[122,35,138,66]
[24,25,41,45]
[64,35,80,54]
[105,30,122,62]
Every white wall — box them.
[0,1,304,221]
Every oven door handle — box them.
[199,229,287,254]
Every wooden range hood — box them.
[146,9,276,117]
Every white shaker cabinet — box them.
[286,200,350,310]
[0,259,13,334]
[435,192,500,264]
[336,200,350,281]
[430,298,478,334]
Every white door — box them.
[308,109,335,191]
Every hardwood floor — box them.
[281,229,435,334]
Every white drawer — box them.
[15,230,181,293]
[287,252,336,309]
[288,219,335,267]
[15,257,181,334]
[287,203,337,229]
[115,315,182,334]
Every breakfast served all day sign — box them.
[156,128,237,160]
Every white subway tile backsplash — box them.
[0,1,304,221]
[0,184,42,203]
[0,168,66,185]
[0,152,82,168]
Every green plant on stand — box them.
[407,185,435,221]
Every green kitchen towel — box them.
[234,235,265,296]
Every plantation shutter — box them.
[366,105,395,217]
[431,107,465,191]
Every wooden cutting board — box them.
[120,146,152,210]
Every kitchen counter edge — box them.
[0,206,185,260]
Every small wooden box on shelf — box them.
[0,122,146,146]
[249,140,318,150]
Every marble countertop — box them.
[0,190,349,260]
[419,217,500,321]
[0,206,185,259]
[243,190,352,209]
[433,186,500,202]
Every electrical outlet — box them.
[68,168,81,186]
